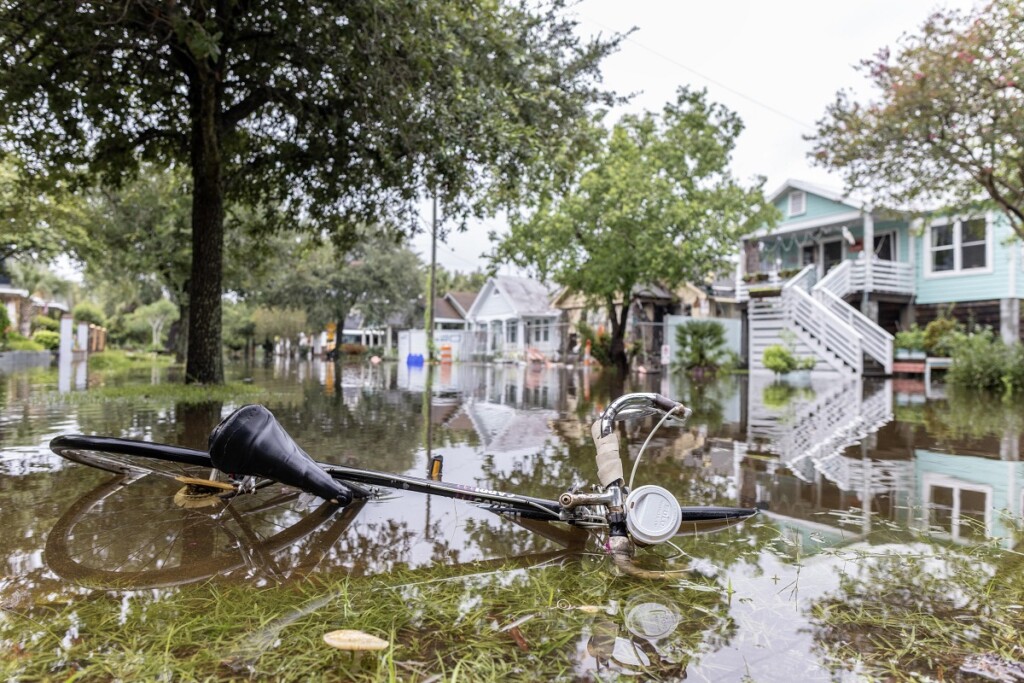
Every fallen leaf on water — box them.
[575,605,603,614]
[323,630,389,651]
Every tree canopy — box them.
[493,88,774,371]
[811,0,1024,236]
[262,233,423,349]
[0,0,620,382]
[0,159,86,265]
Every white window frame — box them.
[788,190,806,218]
[922,473,991,542]
[531,318,551,344]
[923,214,993,278]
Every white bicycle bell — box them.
[624,485,682,546]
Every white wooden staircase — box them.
[747,263,894,375]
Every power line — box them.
[583,16,816,130]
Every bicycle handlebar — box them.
[596,393,691,439]
[592,393,691,488]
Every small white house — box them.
[466,276,561,361]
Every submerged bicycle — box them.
[48,392,757,567]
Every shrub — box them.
[6,332,43,351]
[894,325,926,352]
[674,320,729,375]
[31,329,60,350]
[763,344,797,374]
[31,314,60,332]
[946,330,1004,391]
[0,305,10,347]
[923,316,962,356]
[72,302,106,327]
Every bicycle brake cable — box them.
[627,405,683,491]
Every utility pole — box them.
[427,194,438,362]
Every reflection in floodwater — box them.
[4,361,1024,679]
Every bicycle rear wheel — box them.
[50,434,216,480]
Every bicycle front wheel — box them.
[50,434,216,480]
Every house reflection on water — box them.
[738,372,1024,550]
[394,360,1024,551]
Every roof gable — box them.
[467,276,556,319]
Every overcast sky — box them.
[413,0,980,274]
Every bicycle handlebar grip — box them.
[591,419,624,487]
[208,404,357,505]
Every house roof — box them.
[494,276,555,315]
[0,285,29,299]
[446,291,477,317]
[552,282,701,309]
[433,296,463,321]
[468,276,558,319]
[767,178,868,211]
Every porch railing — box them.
[741,256,914,303]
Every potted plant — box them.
[894,325,926,360]
[763,344,797,375]
[763,338,815,384]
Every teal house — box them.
[738,179,1022,375]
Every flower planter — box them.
[748,286,783,299]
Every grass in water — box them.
[48,380,278,405]
[31,350,288,405]
[807,530,1024,680]
[87,349,176,372]
[0,556,731,682]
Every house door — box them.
[821,239,843,275]
[873,232,895,261]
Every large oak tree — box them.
[812,0,1024,236]
[0,0,618,382]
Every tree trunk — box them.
[607,295,630,374]
[168,307,188,363]
[185,70,225,384]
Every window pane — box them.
[960,488,987,513]
[932,485,954,507]
[932,224,953,247]
[960,512,987,540]
[962,243,986,269]
[930,486,954,532]
[932,247,955,271]
[962,218,986,243]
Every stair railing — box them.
[783,284,863,375]
[816,289,894,374]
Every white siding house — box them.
[466,276,561,361]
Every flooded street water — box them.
[1,359,1023,681]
